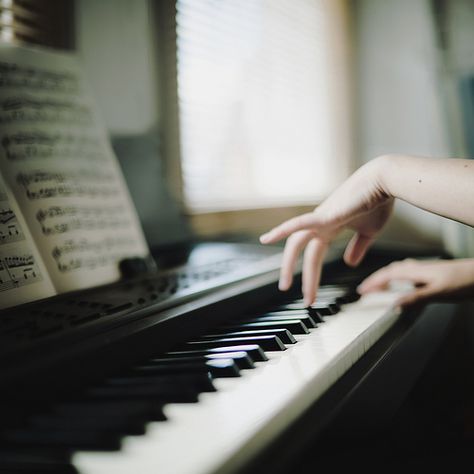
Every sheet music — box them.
[0,176,55,310]
[0,44,149,294]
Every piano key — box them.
[243,313,318,328]
[0,449,73,472]
[55,401,167,422]
[166,345,268,362]
[277,302,339,315]
[201,329,296,345]
[105,372,217,395]
[221,319,310,334]
[149,353,255,370]
[205,352,254,369]
[30,413,147,436]
[87,384,200,403]
[183,335,287,352]
[137,359,241,378]
[4,428,122,451]
[73,289,405,474]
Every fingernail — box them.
[259,233,269,243]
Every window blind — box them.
[0,0,72,48]
[175,0,353,212]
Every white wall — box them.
[75,0,160,135]
[354,0,451,251]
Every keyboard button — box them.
[166,345,268,362]
[151,352,255,370]
[201,329,296,345]
[244,313,318,328]
[138,359,241,378]
[183,336,287,352]
[222,320,309,334]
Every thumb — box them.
[344,233,374,267]
[357,260,422,294]
[396,287,435,308]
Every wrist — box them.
[371,154,399,199]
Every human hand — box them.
[259,157,393,305]
[357,258,474,308]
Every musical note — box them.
[0,208,15,224]
[0,60,80,93]
[0,248,43,292]
[35,204,129,235]
[0,96,93,126]
[1,131,105,162]
[15,170,120,201]
[51,236,137,273]
[0,203,25,245]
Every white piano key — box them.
[73,289,405,474]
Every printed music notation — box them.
[0,186,25,245]
[0,96,93,126]
[51,237,137,273]
[1,131,105,162]
[0,208,24,245]
[16,170,120,201]
[36,205,129,236]
[0,60,80,94]
[0,251,43,292]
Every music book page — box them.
[0,44,149,309]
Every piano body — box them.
[0,241,466,474]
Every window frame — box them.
[153,0,356,239]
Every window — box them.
[172,0,353,213]
[0,0,73,49]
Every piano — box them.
[0,240,462,474]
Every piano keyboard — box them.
[0,282,409,473]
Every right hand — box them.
[259,156,394,305]
[358,258,474,308]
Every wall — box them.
[353,0,452,253]
[75,0,159,134]
[74,0,193,248]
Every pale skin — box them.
[259,154,474,307]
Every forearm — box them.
[377,154,474,226]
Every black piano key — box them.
[206,352,254,369]
[137,359,241,378]
[150,352,255,370]
[243,313,318,328]
[309,302,339,315]
[184,335,287,352]
[87,384,200,403]
[0,450,74,473]
[222,320,309,335]
[276,302,339,316]
[107,372,216,393]
[201,328,296,345]
[55,400,166,422]
[166,344,268,362]
[29,413,146,436]
[3,428,122,451]
[243,310,318,329]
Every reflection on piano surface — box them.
[0,244,460,473]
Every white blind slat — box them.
[176,0,352,212]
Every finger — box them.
[396,287,436,308]
[302,239,328,306]
[357,260,422,294]
[279,230,313,291]
[259,212,321,244]
[343,233,374,267]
